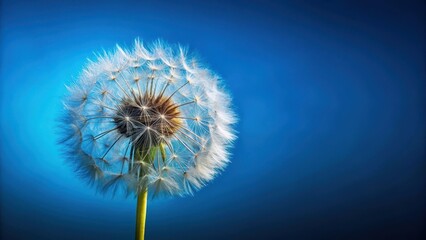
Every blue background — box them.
[1,0,425,239]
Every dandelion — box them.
[58,39,237,240]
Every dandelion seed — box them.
[58,39,237,240]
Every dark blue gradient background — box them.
[1,0,425,239]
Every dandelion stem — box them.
[135,189,148,240]
[134,147,155,240]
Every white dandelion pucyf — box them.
[58,39,237,240]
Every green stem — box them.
[134,144,167,240]
[134,148,151,240]
[135,189,148,240]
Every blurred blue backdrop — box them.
[1,0,425,239]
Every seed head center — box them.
[114,93,182,146]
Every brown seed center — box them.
[114,93,182,146]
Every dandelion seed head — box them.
[59,39,237,198]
